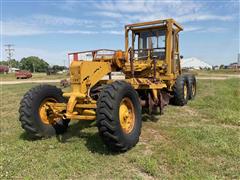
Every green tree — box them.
[9,59,20,68]
[20,56,49,72]
[219,64,225,69]
[0,61,8,66]
[52,65,67,71]
[0,59,20,68]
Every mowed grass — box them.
[0,79,239,179]
[183,69,240,78]
[196,69,240,75]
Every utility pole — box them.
[4,44,15,69]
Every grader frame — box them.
[47,19,183,121]
[19,19,196,151]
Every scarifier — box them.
[19,19,196,151]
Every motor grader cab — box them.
[19,19,196,152]
[124,19,183,80]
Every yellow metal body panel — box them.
[125,78,167,89]
[67,60,111,94]
[62,60,111,117]
[46,18,183,121]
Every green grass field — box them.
[183,69,240,77]
[0,79,239,179]
[196,69,240,75]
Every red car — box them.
[15,70,32,79]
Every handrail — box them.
[133,48,165,51]
[68,49,116,55]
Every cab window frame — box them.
[132,28,166,60]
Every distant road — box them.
[1,79,62,85]
[1,74,239,85]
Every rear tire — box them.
[96,81,142,152]
[185,74,197,100]
[19,84,69,138]
[172,75,188,106]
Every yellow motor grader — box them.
[19,19,196,151]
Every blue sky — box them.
[1,0,239,66]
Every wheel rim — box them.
[184,83,187,100]
[119,97,135,134]
[39,98,59,125]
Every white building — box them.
[181,57,212,70]
[9,67,20,73]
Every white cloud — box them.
[33,14,80,25]
[1,16,97,36]
[1,14,96,36]
[176,14,233,23]
[184,26,203,32]
[94,0,152,13]
[1,19,122,36]
[1,1,235,37]
[97,12,122,18]
[94,0,234,24]
[8,47,68,66]
[102,30,123,35]
[94,0,202,15]
[56,30,99,34]
[1,21,48,36]
[1,14,123,36]
[183,26,227,33]
[32,14,94,27]
[57,0,80,11]
[100,21,118,28]
[199,27,227,33]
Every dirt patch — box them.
[182,106,199,116]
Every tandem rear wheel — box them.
[172,74,197,106]
[185,74,197,100]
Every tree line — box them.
[0,56,67,72]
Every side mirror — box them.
[180,55,184,59]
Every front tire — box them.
[19,84,69,138]
[96,81,142,152]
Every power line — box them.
[4,44,15,67]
